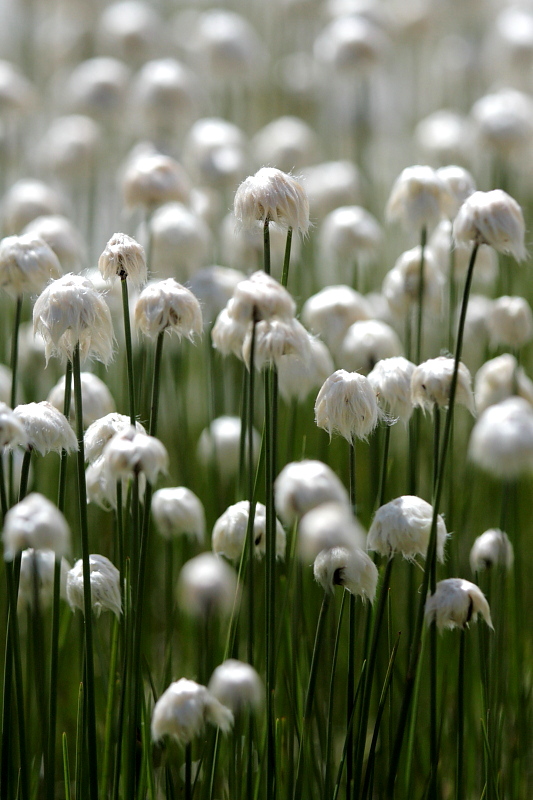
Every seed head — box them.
[367,356,416,423]
[84,412,146,464]
[299,502,366,561]
[243,317,311,371]
[208,660,263,714]
[274,460,350,526]
[197,416,260,479]
[17,549,69,611]
[453,189,526,261]
[488,295,533,349]
[468,396,533,478]
[103,426,168,484]
[229,271,296,325]
[151,678,233,744]
[33,273,114,365]
[47,372,115,428]
[340,320,403,375]
[134,278,203,341]
[470,529,514,572]
[212,500,285,562]
[98,232,146,288]
[367,495,447,562]
[151,487,205,543]
[301,284,371,356]
[475,353,533,413]
[425,578,493,630]
[386,165,453,233]
[177,552,238,619]
[315,369,381,443]
[411,357,475,415]
[13,401,77,455]
[66,554,122,618]
[122,153,190,209]
[277,335,334,403]
[3,493,71,561]
[314,546,378,603]
[0,233,62,298]
[0,402,28,448]
[234,167,309,234]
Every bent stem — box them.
[388,242,480,795]
[73,343,99,800]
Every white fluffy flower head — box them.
[314,546,378,603]
[340,320,403,375]
[298,502,366,561]
[411,357,475,415]
[47,372,115,429]
[243,317,311,371]
[3,493,71,561]
[98,232,147,288]
[33,273,114,365]
[197,416,259,479]
[135,278,203,341]
[212,500,285,562]
[13,401,77,455]
[103,426,168,484]
[0,233,62,298]
[152,487,205,543]
[234,167,309,234]
[475,353,533,413]
[488,295,533,349]
[367,496,447,562]
[228,271,295,325]
[367,357,416,423]
[425,578,493,630]
[453,190,526,261]
[151,678,233,744]
[301,285,371,355]
[274,460,350,526]
[208,659,263,714]
[122,153,190,209]
[84,412,146,464]
[0,402,28,448]
[66,554,121,618]
[468,397,533,478]
[315,369,381,443]
[18,549,69,610]
[177,552,238,619]
[386,165,452,233]
[470,529,514,572]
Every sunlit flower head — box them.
[425,578,493,630]
[66,554,121,618]
[453,190,526,261]
[234,167,309,234]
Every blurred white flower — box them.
[488,296,533,350]
[3,493,70,561]
[151,487,205,543]
[299,501,366,561]
[425,578,493,630]
[17,548,69,611]
[208,659,263,714]
[177,552,238,619]
[0,233,62,298]
[470,529,514,572]
[275,460,349,526]
[468,397,533,478]
[367,495,447,562]
[66,554,121,618]
[212,500,285,562]
[103,426,168,484]
[47,372,115,428]
[386,165,452,233]
[197,416,259,479]
[367,356,416,423]
[151,678,233,744]
[411,357,475,415]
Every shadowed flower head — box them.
[66,554,121,618]
[98,232,147,287]
[47,372,115,428]
[411,357,475,415]
[13,401,77,455]
[314,545,378,602]
[212,500,285,562]
[17,548,69,610]
[3,493,71,561]
[234,167,309,233]
[151,678,233,744]
[33,273,114,365]
[368,356,416,423]
[386,165,452,233]
[470,529,514,572]
[298,502,366,561]
[177,552,238,619]
[103,426,168,484]
[468,396,533,478]
[425,578,493,630]
[0,402,28,448]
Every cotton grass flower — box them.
[134,279,203,341]
[274,460,350,526]
[0,402,27,447]
[66,554,121,618]
[425,578,493,630]
[149,202,211,279]
[0,233,62,297]
[277,335,334,403]
[234,167,309,234]
[301,285,371,355]
[470,529,514,572]
[367,357,416,423]
[298,502,366,561]
[84,412,146,464]
[382,246,444,319]
[23,215,85,272]
[242,317,311,371]
[411,357,475,414]
[2,179,65,235]
[13,401,77,455]
[211,307,248,359]
[301,160,361,222]
[197,416,259,481]
[3,493,70,561]
[251,116,317,174]
[182,118,247,189]
[47,372,115,428]
[313,545,378,602]
[386,165,452,233]
[435,166,476,217]
[468,397,533,478]
[188,265,245,327]
[122,153,191,209]
[367,495,447,562]
[151,487,205,543]
[453,190,526,260]
[177,552,238,619]
[208,659,263,714]
[471,88,533,156]
[340,319,403,375]
[319,205,382,269]
[212,500,286,562]
[488,296,533,350]
[315,369,381,442]
[98,232,147,288]
[228,271,296,325]
[103,426,168,484]
[151,678,233,744]
[475,353,533,413]
[17,549,69,610]
[33,274,114,365]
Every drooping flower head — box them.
[151,678,233,744]
[411,357,475,415]
[315,369,381,443]
[66,554,121,618]
[453,189,526,261]
[367,495,447,562]
[425,578,493,630]
[33,273,114,365]
[234,167,309,234]
[367,356,416,423]
[3,493,71,561]
[134,278,203,341]
[470,529,514,572]
[212,500,286,562]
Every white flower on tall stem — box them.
[47,372,115,428]
[0,234,62,297]
[468,396,533,478]
[234,167,309,234]
[212,500,286,562]
[134,278,203,341]
[298,501,366,561]
[17,549,69,611]
[3,493,71,561]
[367,495,448,562]
[488,295,533,350]
[453,189,526,260]
[66,554,122,618]
[242,317,311,371]
[151,487,205,544]
[382,246,444,320]
[122,152,191,210]
[475,353,533,413]
[315,369,382,443]
[84,412,146,464]
[386,165,452,234]
[470,529,514,572]
[12,401,77,455]
[275,460,350,526]
[367,357,416,424]
[411,356,475,415]
[208,660,263,714]
[177,552,238,619]
[33,273,114,365]
[151,678,234,744]
[228,271,296,325]
[0,402,27,448]
[103,426,168,485]
[197,416,260,479]
[98,232,147,288]
[277,335,334,403]
[340,319,403,375]
[313,545,378,603]
[301,284,371,356]
[425,578,493,630]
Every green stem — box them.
[73,343,99,800]
[149,330,165,437]
[377,424,391,509]
[456,628,466,800]
[121,277,136,426]
[10,295,22,410]
[388,242,480,795]
[5,559,29,800]
[185,742,192,800]
[264,364,277,800]
[325,592,346,798]
[281,227,293,288]
[47,359,72,800]
[293,591,330,800]
[429,404,440,797]
[246,319,257,666]
[346,441,356,800]
[18,447,32,501]
[263,218,271,276]
[415,226,427,365]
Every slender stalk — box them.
[293,592,330,799]
[149,330,165,437]
[346,441,356,800]
[121,276,136,425]
[263,218,271,276]
[264,364,276,800]
[456,628,466,800]
[9,295,22,411]
[5,559,29,800]
[429,403,441,799]
[47,359,72,800]
[415,226,427,365]
[377,424,391,509]
[18,447,32,501]
[73,343,99,800]
[185,742,192,800]
[325,592,346,798]
[281,227,293,288]
[388,242,480,795]
[246,318,257,666]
